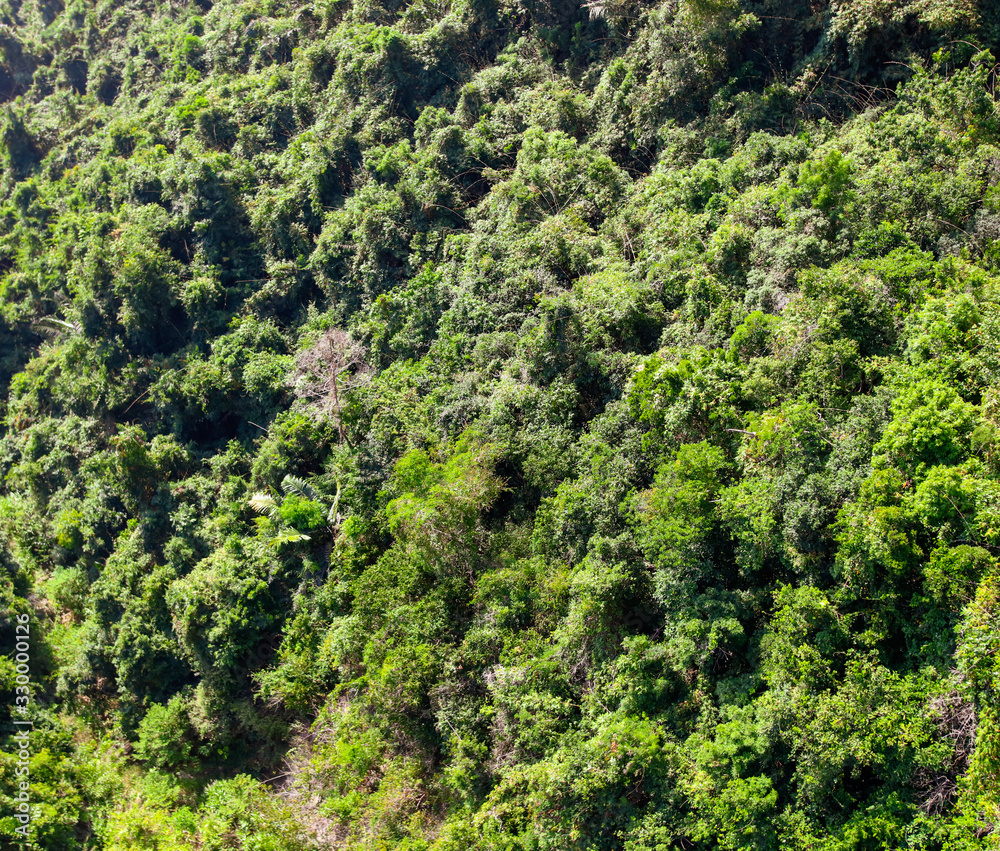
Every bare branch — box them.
[289,329,371,442]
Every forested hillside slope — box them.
[2,0,1000,847]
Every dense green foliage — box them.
[2,0,1000,847]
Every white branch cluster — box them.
[289,329,371,437]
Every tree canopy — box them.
[2,0,1000,848]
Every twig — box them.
[121,388,151,417]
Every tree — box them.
[289,328,370,442]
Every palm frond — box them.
[271,530,312,547]
[327,481,342,526]
[281,474,319,502]
[249,493,279,519]
[33,316,81,338]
